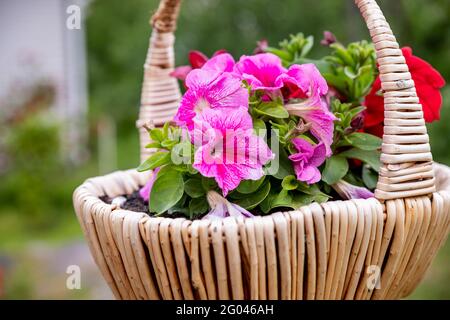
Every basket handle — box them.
[138,0,435,201]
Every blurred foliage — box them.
[0,114,61,223]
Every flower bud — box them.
[320,31,337,47]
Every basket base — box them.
[73,164,450,299]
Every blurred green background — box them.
[0,0,448,299]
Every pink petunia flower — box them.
[139,167,161,202]
[174,68,248,131]
[203,190,254,220]
[170,49,228,81]
[284,64,336,156]
[281,63,328,106]
[286,105,336,157]
[331,180,374,200]
[289,138,327,184]
[191,107,274,196]
[234,53,287,92]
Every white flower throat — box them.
[194,98,211,114]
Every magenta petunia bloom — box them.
[281,63,328,106]
[284,64,336,156]
[174,68,248,130]
[139,167,161,202]
[191,107,274,196]
[331,180,374,200]
[234,53,287,91]
[289,138,327,184]
[287,105,336,157]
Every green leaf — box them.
[323,73,348,94]
[330,43,355,67]
[344,66,357,79]
[161,139,178,149]
[265,47,293,62]
[282,175,299,190]
[186,165,198,175]
[314,194,330,204]
[300,35,314,57]
[270,189,293,209]
[253,118,266,132]
[237,176,265,194]
[162,121,170,139]
[234,181,271,210]
[149,168,184,214]
[150,128,164,143]
[137,151,170,172]
[145,142,161,149]
[260,191,274,214]
[343,133,382,151]
[292,193,315,208]
[348,106,366,120]
[341,148,381,172]
[362,165,378,189]
[295,58,333,74]
[167,194,189,215]
[201,176,218,192]
[356,65,376,97]
[189,197,209,218]
[270,146,295,179]
[184,178,205,198]
[171,140,193,164]
[254,101,289,119]
[322,155,349,185]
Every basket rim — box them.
[74,162,450,223]
[72,162,450,300]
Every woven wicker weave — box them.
[73,0,450,299]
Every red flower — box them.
[170,49,227,82]
[364,47,446,137]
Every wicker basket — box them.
[73,0,450,300]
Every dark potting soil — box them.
[100,191,149,214]
[100,191,188,218]
[100,190,346,219]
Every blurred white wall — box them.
[0,0,88,163]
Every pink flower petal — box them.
[291,138,314,155]
[185,69,221,90]
[305,108,336,156]
[286,64,328,99]
[286,105,336,156]
[297,165,320,184]
[289,138,325,185]
[175,70,249,130]
[204,191,254,220]
[170,65,192,81]
[234,53,286,91]
[309,142,327,167]
[332,180,374,200]
[202,53,235,73]
[208,74,249,109]
[139,167,161,202]
[192,107,273,195]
